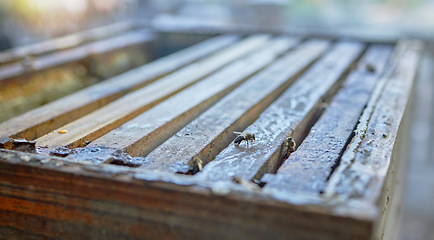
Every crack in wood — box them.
[195,41,364,185]
[323,40,422,205]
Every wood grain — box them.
[0,149,373,240]
[196,41,364,184]
[35,35,269,151]
[88,37,300,159]
[142,39,330,173]
[0,34,415,240]
[0,30,153,87]
[323,40,422,204]
[0,31,153,122]
[263,45,393,194]
[0,21,139,66]
[0,35,238,139]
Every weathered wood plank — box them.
[84,33,152,79]
[263,45,393,194]
[323,40,422,204]
[323,40,422,240]
[0,149,374,240]
[0,30,153,123]
[142,39,331,173]
[0,30,152,95]
[34,30,151,71]
[374,87,413,240]
[195,41,364,184]
[0,30,152,84]
[35,35,270,151]
[0,21,139,66]
[87,37,300,159]
[0,35,238,139]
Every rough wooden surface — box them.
[323,40,421,203]
[0,21,140,66]
[375,85,412,240]
[142,39,329,173]
[320,41,422,240]
[0,35,237,139]
[0,30,154,119]
[400,43,434,240]
[0,31,153,123]
[263,45,393,194]
[87,37,300,159]
[0,30,153,87]
[322,41,422,239]
[196,41,364,184]
[0,34,418,240]
[35,35,268,151]
[0,149,373,240]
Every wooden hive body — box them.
[0,28,422,239]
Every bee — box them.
[360,62,376,73]
[188,156,203,174]
[365,63,376,73]
[284,137,296,158]
[233,132,256,146]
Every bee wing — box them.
[233,131,244,135]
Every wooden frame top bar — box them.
[0,35,237,140]
[0,30,154,84]
[35,35,268,152]
[0,21,143,66]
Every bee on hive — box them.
[188,157,203,174]
[233,132,256,146]
[284,137,296,158]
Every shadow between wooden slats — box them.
[0,21,141,66]
[194,41,364,184]
[86,36,303,159]
[0,30,153,123]
[0,35,238,139]
[141,39,331,173]
[0,37,420,240]
[35,35,270,152]
[323,40,422,240]
[263,44,393,194]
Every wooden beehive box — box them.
[0,29,421,239]
[0,21,157,123]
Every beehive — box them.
[0,32,421,239]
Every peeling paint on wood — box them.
[0,136,36,153]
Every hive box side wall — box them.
[372,55,417,240]
[0,150,373,240]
